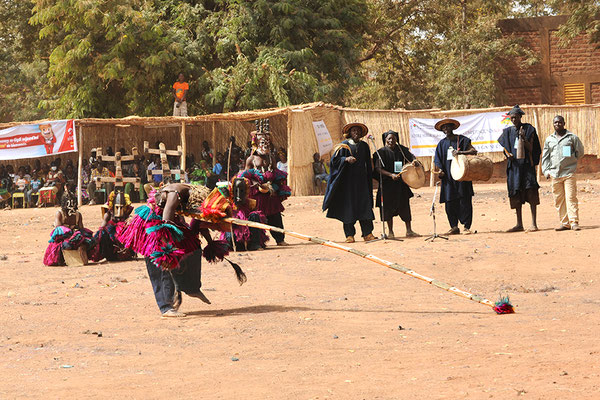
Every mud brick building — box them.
[497,15,600,106]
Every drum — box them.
[401,161,426,189]
[450,154,493,182]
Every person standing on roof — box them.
[172,73,189,117]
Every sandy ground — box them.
[1,179,600,399]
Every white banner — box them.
[312,120,333,156]
[0,119,77,160]
[409,112,512,157]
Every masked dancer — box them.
[90,190,136,262]
[43,188,96,266]
[240,120,291,247]
[118,183,240,318]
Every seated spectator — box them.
[201,140,213,164]
[38,161,65,206]
[63,163,77,188]
[119,147,134,177]
[277,150,288,173]
[125,161,147,203]
[312,152,329,186]
[88,161,114,205]
[147,155,163,185]
[190,160,211,186]
[0,165,11,208]
[13,167,30,207]
[89,149,97,165]
[6,164,15,183]
[27,171,43,207]
[31,159,42,177]
[212,153,225,179]
[226,148,242,179]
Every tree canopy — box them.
[0,0,595,121]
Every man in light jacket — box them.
[541,115,585,231]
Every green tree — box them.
[0,0,48,122]
[555,1,600,46]
[29,0,369,118]
[348,0,539,110]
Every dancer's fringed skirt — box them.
[220,206,269,249]
[118,201,229,270]
[43,226,96,266]
[90,220,136,262]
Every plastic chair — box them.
[12,192,25,208]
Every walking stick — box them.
[223,217,514,314]
[368,136,388,242]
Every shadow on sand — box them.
[185,304,489,317]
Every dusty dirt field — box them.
[1,179,600,399]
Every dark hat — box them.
[434,118,460,131]
[508,105,525,116]
[342,122,368,138]
[382,130,399,143]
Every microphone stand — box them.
[424,181,448,242]
[367,136,402,243]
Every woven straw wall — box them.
[4,103,599,196]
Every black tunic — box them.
[433,135,474,203]
[323,140,374,224]
[372,145,414,220]
[497,123,541,197]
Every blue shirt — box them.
[213,163,223,175]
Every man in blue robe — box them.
[323,123,375,243]
[433,118,477,235]
[497,105,542,232]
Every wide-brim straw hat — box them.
[434,118,460,131]
[342,122,368,138]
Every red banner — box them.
[0,120,77,160]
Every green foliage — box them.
[555,1,600,46]
[24,0,368,118]
[0,0,48,122]
[347,0,541,110]
[0,0,594,122]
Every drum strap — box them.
[397,146,410,165]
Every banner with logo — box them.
[312,120,334,156]
[0,120,77,160]
[408,112,512,157]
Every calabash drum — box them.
[450,154,493,182]
[401,161,426,189]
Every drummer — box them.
[433,118,477,235]
[373,130,419,238]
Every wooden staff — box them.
[222,217,514,314]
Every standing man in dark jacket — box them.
[323,123,375,243]
[498,105,542,232]
[373,130,419,238]
[433,118,478,235]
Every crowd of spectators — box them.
[0,139,292,209]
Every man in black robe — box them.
[323,122,375,243]
[497,105,542,232]
[433,118,477,235]
[373,130,419,238]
